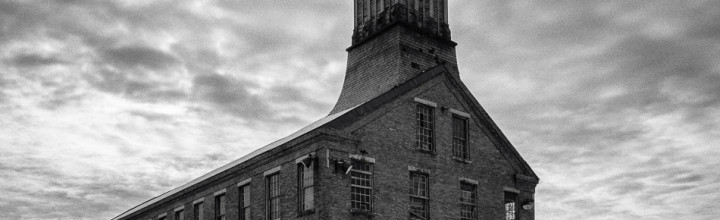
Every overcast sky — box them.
[1,0,719,219]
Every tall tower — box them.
[330,0,458,114]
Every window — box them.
[459,183,477,220]
[267,173,280,220]
[415,104,434,152]
[158,216,166,220]
[215,193,226,220]
[175,210,184,220]
[298,160,315,213]
[409,172,429,219]
[350,160,373,212]
[239,184,251,220]
[504,191,518,220]
[193,202,203,220]
[452,116,469,159]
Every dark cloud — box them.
[9,53,66,67]
[102,46,180,70]
[85,68,187,102]
[191,73,274,121]
[268,85,332,111]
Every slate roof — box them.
[112,107,357,220]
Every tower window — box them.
[409,172,429,219]
[460,182,477,220]
[452,115,469,160]
[415,104,434,152]
[350,160,373,212]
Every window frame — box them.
[266,173,281,220]
[349,160,373,213]
[409,172,430,220]
[214,193,226,220]
[459,182,477,220]
[238,182,251,220]
[174,208,184,220]
[192,201,203,220]
[504,191,519,220]
[415,103,436,153]
[452,115,469,160]
[297,157,315,215]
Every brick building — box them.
[113,0,539,220]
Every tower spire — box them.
[330,0,458,114]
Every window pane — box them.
[239,185,251,220]
[452,116,468,159]
[175,210,184,220]
[409,173,429,219]
[194,202,203,220]
[415,104,434,151]
[215,194,226,220]
[350,161,372,211]
[267,174,280,219]
[460,183,476,219]
[504,192,518,220]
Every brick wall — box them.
[125,72,536,220]
[321,72,536,220]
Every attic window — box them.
[452,115,469,160]
[415,104,434,153]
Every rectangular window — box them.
[415,104,434,152]
[239,184,251,220]
[409,172,429,219]
[505,191,518,220]
[215,194,226,220]
[460,183,477,220]
[452,116,469,159]
[193,202,203,220]
[267,173,280,220]
[298,160,315,212]
[175,210,184,220]
[350,160,373,211]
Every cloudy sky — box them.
[1,0,719,219]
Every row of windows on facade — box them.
[153,160,517,220]
[153,160,313,220]
[415,101,471,160]
[350,160,520,220]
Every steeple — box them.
[330,0,458,114]
[352,0,451,45]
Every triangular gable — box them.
[325,64,539,181]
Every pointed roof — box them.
[327,64,539,179]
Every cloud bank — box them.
[0,0,718,219]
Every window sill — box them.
[297,209,315,217]
[452,157,472,164]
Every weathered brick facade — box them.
[114,1,538,220]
